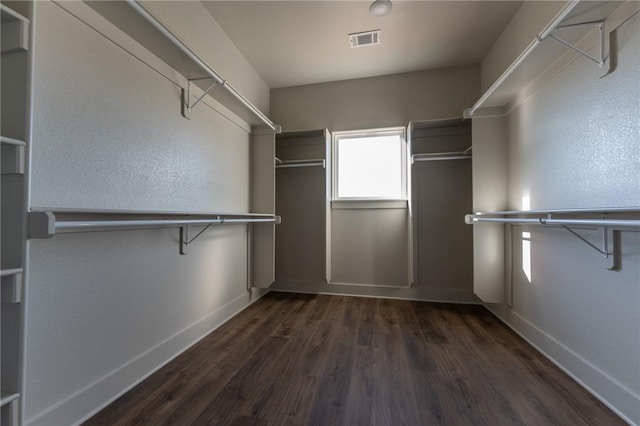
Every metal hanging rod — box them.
[471,206,640,215]
[412,151,472,163]
[466,209,640,270]
[29,211,280,239]
[465,216,640,229]
[276,159,326,169]
[125,0,277,131]
[0,136,26,146]
[466,0,582,117]
[1,268,23,277]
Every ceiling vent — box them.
[349,30,381,48]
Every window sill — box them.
[331,199,408,210]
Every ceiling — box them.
[202,1,522,89]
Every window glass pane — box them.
[337,134,403,198]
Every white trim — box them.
[487,306,639,426]
[331,199,407,210]
[26,289,270,426]
[331,127,407,201]
[271,280,480,304]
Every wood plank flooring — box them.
[85,292,624,426]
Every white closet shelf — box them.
[465,0,630,117]
[83,1,277,132]
[466,207,640,270]
[1,4,29,54]
[28,211,280,256]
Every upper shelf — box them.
[84,1,277,132]
[1,3,29,54]
[466,0,630,117]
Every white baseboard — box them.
[27,289,269,426]
[487,306,639,426]
[272,280,481,304]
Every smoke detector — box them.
[349,30,381,48]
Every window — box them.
[333,128,407,200]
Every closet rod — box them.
[276,159,326,169]
[473,206,640,215]
[412,152,471,163]
[55,217,278,231]
[1,268,23,277]
[28,212,280,239]
[466,216,640,228]
[467,0,580,117]
[126,0,276,131]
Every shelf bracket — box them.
[539,20,606,68]
[181,78,220,119]
[180,218,221,254]
[539,214,621,270]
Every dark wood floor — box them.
[85,292,623,426]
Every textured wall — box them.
[30,2,250,213]
[24,2,268,424]
[489,11,640,424]
[331,206,409,286]
[271,66,480,132]
[141,0,270,115]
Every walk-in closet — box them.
[1,0,638,425]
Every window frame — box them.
[331,127,408,201]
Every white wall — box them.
[24,2,270,424]
[270,66,479,132]
[479,8,640,425]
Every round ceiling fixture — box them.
[369,0,392,17]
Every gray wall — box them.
[412,124,473,297]
[275,134,327,283]
[271,67,480,303]
[24,2,270,424]
[330,204,409,286]
[271,66,480,132]
[478,8,639,424]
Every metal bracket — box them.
[181,77,220,119]
[539,214,621,270]
[180,217,223,254]
[539,21,606,68]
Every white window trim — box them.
[331,127,407,201]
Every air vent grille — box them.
[349,30,381,48]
